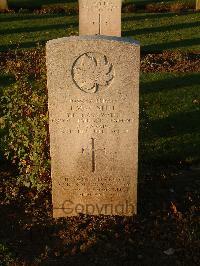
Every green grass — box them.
[122,12,200,52]
[140,72,200,174]
[0,13,78,51]
[0,11,199,52]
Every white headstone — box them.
[79,0,122,37]
[47,36,140,217]
[0,0,8,9]
[196,0,200,10]
[47,0,140,218]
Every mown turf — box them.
[140,72,200,177]
[0,11,199,52]
[0,13,78,51]
[122,12,200,52]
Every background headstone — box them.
[0,0,8,10]
[79,0,122,37]
[196,0,200,10]
[47,36,140,217]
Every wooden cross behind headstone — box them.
[79,0,122,37]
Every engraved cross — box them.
[91,138,106,173]
[81,138,106,173]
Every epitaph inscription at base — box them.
[47,36,140,217]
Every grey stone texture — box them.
[79,0,122,37]
[47,36,140,217]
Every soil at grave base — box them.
[0,158,199,265]
[0,49,200,74]
[141,51,200,73]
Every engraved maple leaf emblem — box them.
[72,52,114,93]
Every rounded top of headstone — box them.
[46,35,140,47]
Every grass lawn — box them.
[140,72,200,175]
[0,11,199,52]
[123,12,200,51]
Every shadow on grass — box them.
[138,72,200,216]
[139,72,200,180]
[8,0,76,9]
[143,37,200,51]
[143,112,200,165]
[0,13,68,23]
[151,110,200,137]
[122,11,195,22]
[0,21,78,35]
[123,21,200,36]
[141,73,200,94]
[0,73,15,91]
[1,37,199,53]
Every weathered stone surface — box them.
[79,0,122,37]
[196,0,200,10]
[0,0,8,10]
[47,36,140,217]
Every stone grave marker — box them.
[196,0,200,10]
[79,0,122,37]
[47,0,140,218]
[0,0,8,10]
